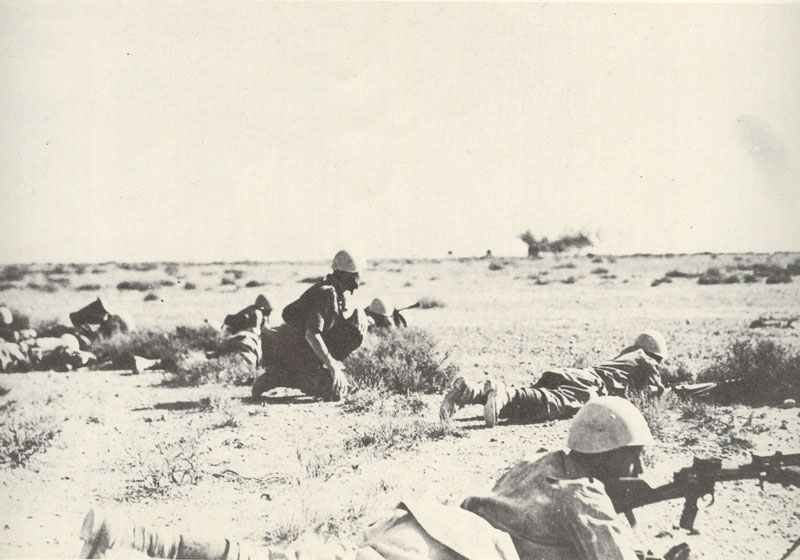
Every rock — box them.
[781,398,796,409]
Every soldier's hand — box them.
[663,542,691,560]
[331,369,349,401]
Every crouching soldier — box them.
[79,396,691,560]
[363,298,409,332]
[441,330,668,427]
[218,294,272,368]
[251,250,365,402]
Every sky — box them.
[1,2,798,263]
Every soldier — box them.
[0,299,127,373]
[250,250,365,402]
[218,294,273,368]
[441,330,667,427]
[79,397,690,560]
[363,298,408,331]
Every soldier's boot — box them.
[80,509,233,559]
[131,355,162,374]
[70,298,110,328]
[483,379,517,428]
[439,376,493,421]
[251,367,283,398]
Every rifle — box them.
[604,451,800,533]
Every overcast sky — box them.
[1,3,798,263]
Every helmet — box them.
[567,396,654,453]
[366,297,392,318]
[332,250,360,274]
[0,306,12,327]
[254,294,272,313]
[634,330,668,360]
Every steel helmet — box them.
[634,330,668,360]
[567,396,654,453]
[254,294,272,313]
[332,250,360,274]
[366,297,392,318]
[0,306,12,327]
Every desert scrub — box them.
[341,389,428,415]
[345,328,458,394]
[170,351,256,387]
[125,432,207,498]
[91,325,222,370]
[416,296,445,309]
[0,401,59,468]
[344,417,463,453]
[659,358,695,386]
[697,338,800,405]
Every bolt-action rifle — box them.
[604,451,800,532]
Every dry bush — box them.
[76,283,101,291]
[697,268,740,285]
[591,267,609,275]
[26,282,59,292]
[651,277,672,287]
[665,269,700,279]
[91,325,222,370]
[224,269,245,280]
[659,358,695,386]
[0,265,29,282]
[553,262,577,270]
[245,280,266,287]
[417,297,445,309]
[125,432,206,498]
[765,270,792,284]
[143,292,160,302]
[344,417,463,453]
[117,280,153,291]
[170,351,256,387]
[698,339,800,405]
[345,328,458,394]
[183,282,197,290]
[0,401,59,468]
[220,277,237,286]
[628,391,680,442]
[298,276,324,284]
[118,262,158,272]
[560,276,577,284]
[488,261,505,271]
[341,390,428,416]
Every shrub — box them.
[553,262,577,269]
[697,268,739,285]
[224,269,245,280]
[183,282,197,290]
[628,391,680,441]
[220,277,236,286]
[170,351,256,387]
[33,319,72,338]
[341,391,428,416]
[76,284,101,291]
[591,267,609,275]
[765,270,792,284]
[659,358,695,386]
[118,262,158,272]
[345,328,458,394]
[298,276,323,284]
[651,277,672,287]
[417,297,445,309]
[26,282,59,293]
[561,276,577,284]
[344,417,463,453]
[665,269,700,279]
[0,265,28,282]
[125,432,205,498]
[0,284,15,291]
[245,280,266,288]
[91,325,222,370]
[787,258,800,275]
[697,339,800,405]
[117,280,153,291]
[143,292,160,302]
[488,261,504,271]
[0,402,59,468]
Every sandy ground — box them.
[1,253,799,559]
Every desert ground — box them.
[1,252,799,559]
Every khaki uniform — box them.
[252,278,363,400]
[82,451,637,560]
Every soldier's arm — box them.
[304,288,340,371]
[558,478,640,560]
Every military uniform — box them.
[80,451,637,560]
[442,347,664,424]
[251,277,363,400]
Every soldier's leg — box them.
[484,370,602,427]
[439,375,495,421]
